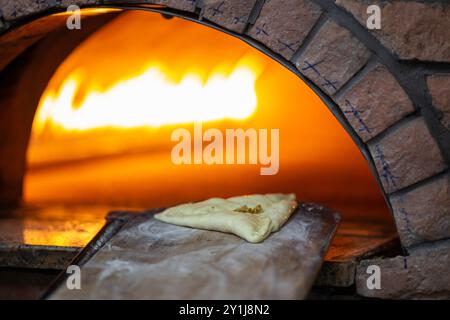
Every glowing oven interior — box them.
[23,10,391,225]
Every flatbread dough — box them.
[154,193,298,243]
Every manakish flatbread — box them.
[154,193,298,243]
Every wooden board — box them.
[48,203,340,299]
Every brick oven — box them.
[0,0,449,300]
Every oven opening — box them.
[26,10,391,219]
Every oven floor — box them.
[0,205,399,299]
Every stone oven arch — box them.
[0,0,449,260]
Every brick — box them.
[295,19,370,95]
[61,0,196,11]
[356,239,450,299]
[368,117,446,193]
[0,0,56,21]
[201,0,257,34]
[336,0,450,62]
[167,0,196,12]
[102,0,165,6]
[247,0,322,60]
[105,0,197,12]
[427,74,450,130]
[337,64,414,142]
[390,174,450,247]
[59,0,99,7]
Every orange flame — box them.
[34,56,262,133]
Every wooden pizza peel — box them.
[46,203,340,299]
